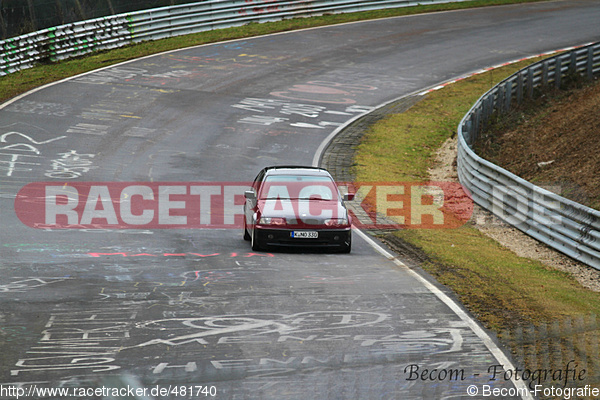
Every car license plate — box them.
[291,231,318,239]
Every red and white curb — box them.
[418,43,595,96]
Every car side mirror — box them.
[343,193,355,201]
[244,190,256,201]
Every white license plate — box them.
[291,231,318,239]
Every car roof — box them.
[263,166,331,177]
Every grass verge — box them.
[354,58,600,389]
[1,0,547,103]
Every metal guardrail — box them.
[0,0,468,76]
[457,42,600,270]
[0,15,132,75]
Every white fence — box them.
[0,0,468,75]
[457,42,600,270]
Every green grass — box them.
[396,227,600,330]
[1,0,547,103]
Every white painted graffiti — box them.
[148,326,467,378]
[73,66,207,86]
[0,277,72,293]
[44,150,97,179]
[66,123,110,136]
[144,70,196,79]
[73,67,150,85]
[130,312,388,348]
[0,129,66,177]
[361,328,464,354]
[161,291,211,306]
[233,98,326,116]
[5,100,72,117]
[238,115,289,126]
[68,123,167,139]
[232,97,374,129]
[270,81,378,104]
[77,87,167,122]
[11,309,139,377]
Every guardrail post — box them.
[587,47,594,79]
[527,68,534,98]
[482,97,490,130]
[463,120,473,145]
[542,61,549,86]
[569,51,578,74]
[555,58,562,88]
[516,72,524,104]
[496,84,505,114]
[504,80,512,110]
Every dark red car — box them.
[243,166,353,252]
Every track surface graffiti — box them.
[231,81,377,131]
[5,308,470,391]
[9,308,139,377]
[44,150,97,179]
[0,277,71,293]
[130,311,390,348]
[270,81,378,105]
[0,125,66,178]
[4,100,72,117]
[87,251,273,258]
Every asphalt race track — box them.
[1,1,599,399]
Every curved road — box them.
[1,1,599,399]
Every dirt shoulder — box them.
[475,78,600,210]
[430,136,600,293]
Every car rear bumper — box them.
[254,226,351,249]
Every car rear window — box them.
[260,175,338,200]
